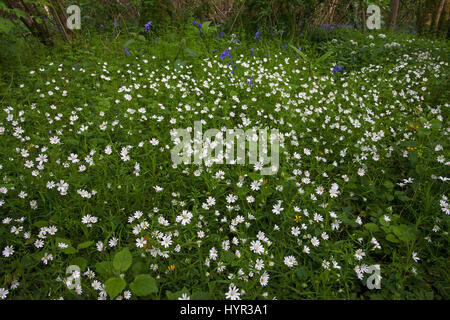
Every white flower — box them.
[354,249,365,261]
[2,246,14,257]
[225,285,241,300]
[284,255,297,267]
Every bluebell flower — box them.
[124,46,130,57]
[332,66,343,74]
[144,21,152,33]
[254,30,261,42]
[220,48,231,61]
[192,21,202,32]
[216,31,224,39]
[100,24,104,29]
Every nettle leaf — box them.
[130,274,158,296]
[113,248,132,272]
[105,277,126,299]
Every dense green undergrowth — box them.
[0,23,449,300]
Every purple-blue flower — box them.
[332,66,343,73]
[144,21,152,33]
[220,48,231,61]
[254,30,261,42]
[124,46,130,57]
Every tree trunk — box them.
[433,0,446,31]
[417,0,439,33]
[7,0,54,46]
[388,0,400,30]
[438,0,450,36]
[360,0,366,33]
[48,0,72,43]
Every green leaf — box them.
[385,233,399,243]
[290,44,309,61]
[113,248,132,272]
[316,50,334,63]
[130,274,157,296]
[131,261,146,275]
[364,223,380,233]
[202,21,212,31]
[77,241,94,250]
[392,224,418,242]
[0,19,14,34]
[430,119,441,131]
[61,247,77,254]
[295,266,309,281]
[12,8,27,19]
[105,277,126,299]
[185,48,198,58]
[96,261,114,276]
[383,180,394,190]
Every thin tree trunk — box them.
[433,0,446,31]
[424,0,436,32]
[438,0,450,35]
[48,0,72,43]
[360,0,366,33]
[388,0,400,30]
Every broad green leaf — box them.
[364,223,380,233]
[113,248,132,272]
[130,274,157,296]
[105,277,126,299]
[96,261,114,276]
[385,233,399,243]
